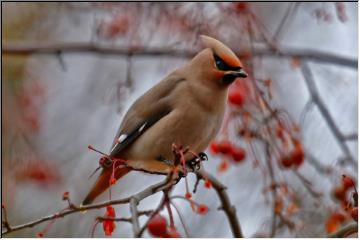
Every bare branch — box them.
[301,62,357,168]
[272,3,300,42]
[129,198,140,236]
[1,177,172,236]
[97,210,153,223]
[196,168,243,238]
[3,42,356,68]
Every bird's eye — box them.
[214,54,227,71]
[214,54,241,71]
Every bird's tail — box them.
[81,166,131,205]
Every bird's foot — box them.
[187,152,208,172]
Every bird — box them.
[82,35,248,205]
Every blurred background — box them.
[2,2,358,238]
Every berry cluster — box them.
[327,175,358,233]
[210,141,246,164]
[279,138,304,169]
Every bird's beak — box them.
[233,69,248,78]
[221,69,248,84]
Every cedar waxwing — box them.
[82,35,247,205]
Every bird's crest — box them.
[200,35,242,68]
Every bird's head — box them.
[187,35,248,87]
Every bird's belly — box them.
[122,108,222,173]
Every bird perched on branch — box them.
[82,35,247,205]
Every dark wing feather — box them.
[109,76,185,158]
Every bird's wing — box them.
[109,75,185,158]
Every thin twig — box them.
[170,202,191,238]
[293,170,323,199]
[343,133,358,141]
[264,143,277,237]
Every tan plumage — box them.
[82,35,247,205]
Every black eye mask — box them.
[214,54,241,72]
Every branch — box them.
[97,210,153,223]
[301,62,357,168]
[129,198,140,236]
[3,42,356,68]
[1,177,172,236]
[328,223,358,238]
[264,143,277,237]
[196,168,243,238]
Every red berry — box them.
[204,179,212,189]
[280,156,293,168]
[103,220,116,236]
[197,204,209,215]
[106,206,116,218]
[147,214,168,237]
[216,141,233,155]
[185,192,192,199]
[332,212,346,223]
[234,2,248,13]
[291,147,304,167]
[342,175,354,190]
[62,191,69,200]
[231,147,246,163]
[351,207,358,222]
[209,142,219,154]
[37,232,44,238]
[228,91,245,106]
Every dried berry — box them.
[62,191,69,201]
[280,156,293,168]
[342,175,354,190]
[333,186,346,201]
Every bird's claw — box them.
[187,152,208,172]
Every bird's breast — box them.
[122,90,226,173]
